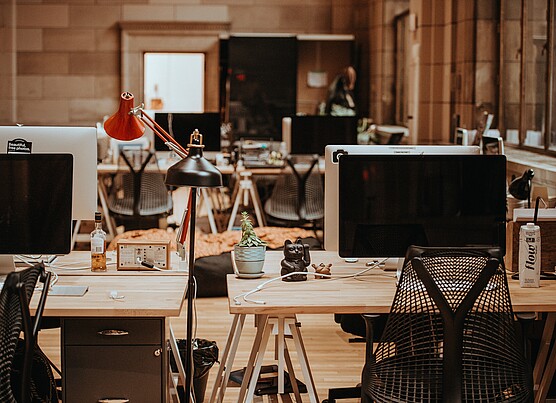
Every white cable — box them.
[48,261,117,271]
[233,259,388,305]
[15,255,42,268]
[193,276,198,341]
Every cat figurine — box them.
[280,238,311,282]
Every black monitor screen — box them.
[0,154,73,254]
[338,154,507,257]
[290,116,358,155]
[154,113,221,152]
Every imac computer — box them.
[0,126,97,220]
[337,154,507,268]
[154,112,221,154]
[282,116,359,155]
[0,154,73,273]
[323,144,481,252]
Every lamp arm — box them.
[175,188,194,256]
[166,142,188,159]
[179,191,193,246]
[139,111,189,155]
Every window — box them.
[500,0,555,153]
[143,52,205,112]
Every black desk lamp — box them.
[509,169,534,208]
[165,130,222,403]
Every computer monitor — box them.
[282,116,359,155]
[323,144,481,251]
[0,154,73,272]
[338,154,507,260]
[154,112,221,152]
[0,126,97,220]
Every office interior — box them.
[3,0,556,402]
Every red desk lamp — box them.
[105,92,223,403]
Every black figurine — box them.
[280,238,311,282]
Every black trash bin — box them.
[170,338,219,403]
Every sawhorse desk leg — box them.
[209,313,246,403]
[227,172,266,231]
[214,314,318,403]
[199,188,218,234]
[242,315,319,403]
[534,313,556,402]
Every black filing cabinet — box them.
[62,318,165,402]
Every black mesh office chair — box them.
[263,155,324,235]
[107,149,173,231]
[361,246,532,403]
[0,264,52,403]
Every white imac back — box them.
[324,144,481,251]
[0,126,97,220]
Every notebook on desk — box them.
[49,285,88,296]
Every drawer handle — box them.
[98,399,130,403]
[97,329,129,337]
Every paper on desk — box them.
[49,285,88,296]
[513,208,556,222]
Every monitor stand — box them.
[0,255,15,275]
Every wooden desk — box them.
[215,251,556,403]
[32,252,187,403]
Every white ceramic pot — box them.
[233,245,266,274]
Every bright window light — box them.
[144,52,205,112]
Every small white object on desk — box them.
[109,290,125,300]
[49,285,89,297]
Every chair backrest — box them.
[0,274,26,403]
[263,155,324,223]
[0,264,50,403]
[365,246,531,403]
[109,149,172,217]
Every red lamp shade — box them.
[104,92,145,141]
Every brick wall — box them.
[0,0,16,124]
[4,0,358,126]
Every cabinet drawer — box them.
[64,345,162,403]
[63,318,162,346]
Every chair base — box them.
[323,385,361,403]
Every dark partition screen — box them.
[290,116,359,155]
[228,36,297,141]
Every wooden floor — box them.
[38,296,365,402]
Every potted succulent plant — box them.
[233,211,267,275]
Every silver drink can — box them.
[519,222,541,288]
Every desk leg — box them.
[535,313,556,403]
[289,319,319,403]
[245,319,273,403]
[238,314,269,403]
[71,220,81,251]
[97,177,116,240]
[284,343,302,402]
[277,317,285,395]
[247,182,266,227]
[227,187,244,231]
[200,188,218,234]
[209,314,246,403]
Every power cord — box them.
[233,259,388,305]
